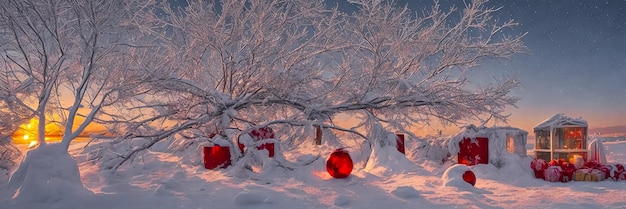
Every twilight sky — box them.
[363,0,626,134]
[478,0,625,133]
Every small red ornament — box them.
[326,149,353,178]
[462,170,476,186]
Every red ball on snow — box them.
[326,149,353,179]
[462,170,476,186]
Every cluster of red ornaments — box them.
[531,158,626,182]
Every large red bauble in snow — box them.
[326,149,353,178]
[462,170,476,186]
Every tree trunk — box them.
[314,125,322,145]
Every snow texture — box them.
[233,190,272,205]
[2,139,626,209]
[390,186,420,199]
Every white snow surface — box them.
[1,138,626,209]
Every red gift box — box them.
[458,137,489,166]
[531,158,549,179]
[544,166,562,182]
[203,145,232,170]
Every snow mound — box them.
[441,164,475,190]
[8,143,93,204]
[233,190,273,205]
[391,186,420,198]
[333,195,350,206]
[365,132,415,176]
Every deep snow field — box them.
[2,137,626,209]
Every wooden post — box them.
[314,125,322,145]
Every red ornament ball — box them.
[326,149,353,179]
[462,170,476,186]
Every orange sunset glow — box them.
[11,118,62,145]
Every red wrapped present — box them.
[574,169,590,181]
[544,166,562,182]
[574,169,605,182]
[559,162,576,182]
[531,158,549,179]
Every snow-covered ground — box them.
[2,139,626,209]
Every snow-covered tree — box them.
[0,0,162,202]
[325,0,527,151]
[0,63,29,171]
[99,0,349,169]
[96,0,526,170]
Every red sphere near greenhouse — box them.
[462,170,476,186]
[326,149,353,178]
